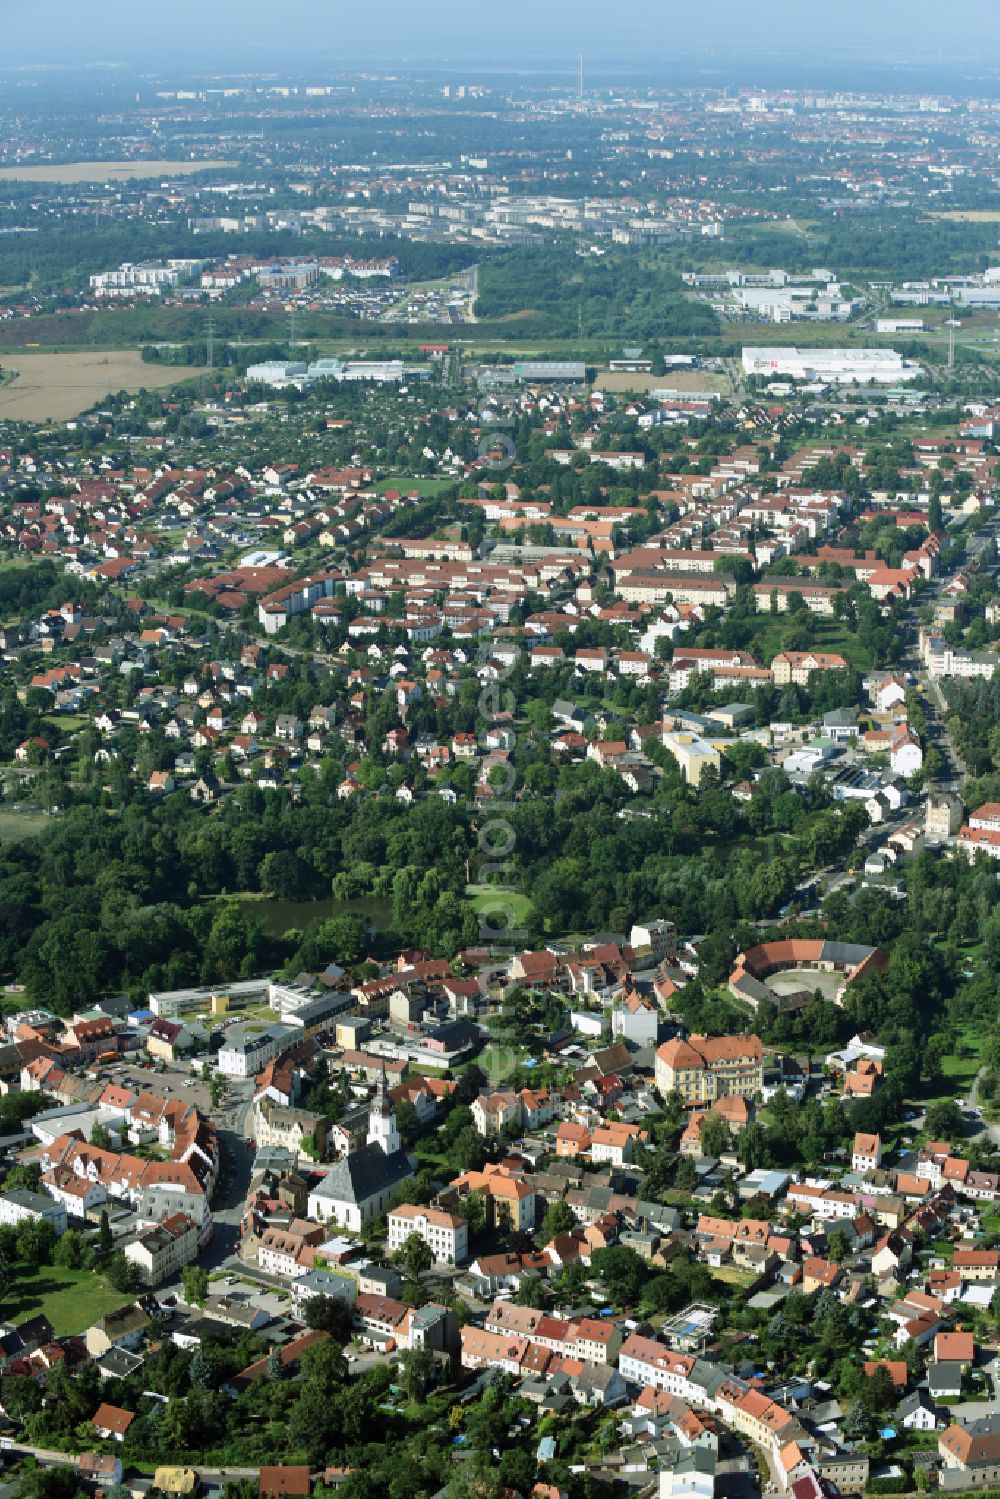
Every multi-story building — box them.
[216,1024,290,1078]
[0,1188,67,1236]
[629,919,677,964]
[612,991,660,1047]
[939,1423,1000,1482]
[471,1091,521,1137]
[770,651,848,687]
[124,1212,199,1286]
[63,1015,119,1060]
[41,1113,216,1246]
[661,732,721,787]
[89,259,204,298]
[573,1317,623,1366]
[387,1203,468,1265]
[655,1035,763,1104]
[852,1132,883,1173]
[448,1164,536,1234]
[953,1250,1000,1283]
[256,1221,327,1279]
[590,1122,645,1166]
[969,803,1000,833]
[926,791,965,841]
[254,1100,328,1160]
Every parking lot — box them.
[99,1059,236,1116]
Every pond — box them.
[235,893,394,938]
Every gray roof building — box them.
[308,1145,414,1228]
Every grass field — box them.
[0,351,199,422]
[0,160,236,183]
[0,809,51,842]
[7,1263,133,1336]
[41,713,91,731]
[710,1266,757,1289]
[744,615,874,671]
[375,476,456,497]
[480,1040,529,1087]
[465,885,534,930]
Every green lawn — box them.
[480,1039,531,1085]
[405,1061,450,1079]
[41,713,92,732]
[374,476,456,497]
[710,1266,757,1289]
[0,810,52,843]
[910,1023,983,1111]
[743,615,875,672]
[413,1138,453,1174]
[6,1264,134,1336]
[465,885,534,929]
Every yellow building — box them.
[154,1468,199,1495]
[336,1015,371,1049]
[655,1034,763,1104]
[661,731,721,786]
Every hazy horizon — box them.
[6,0,1000,74]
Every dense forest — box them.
[691,214,1000,282]
[474,247,721,339]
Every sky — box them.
[5,0,1000,73]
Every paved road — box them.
[939,1387,1000,1425]
[0,1438,261,1483]
[897,510,1000,786]
[154,1087,256,1291]
[201,1089,256,1271]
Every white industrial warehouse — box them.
[741,346,923,384]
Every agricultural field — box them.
[594,368,732,395]
[0,159,235,183]
[0,350,199,421]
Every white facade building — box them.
[742,347,922,385]
[387,1204,469,1265]
[124,1212,199,1286]
[215,1024,289,1078]
[0,1188,67,1235]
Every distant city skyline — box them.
[6,0,1000,71]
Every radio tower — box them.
[579,53,585,101]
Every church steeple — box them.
[367,1061,400,1155]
